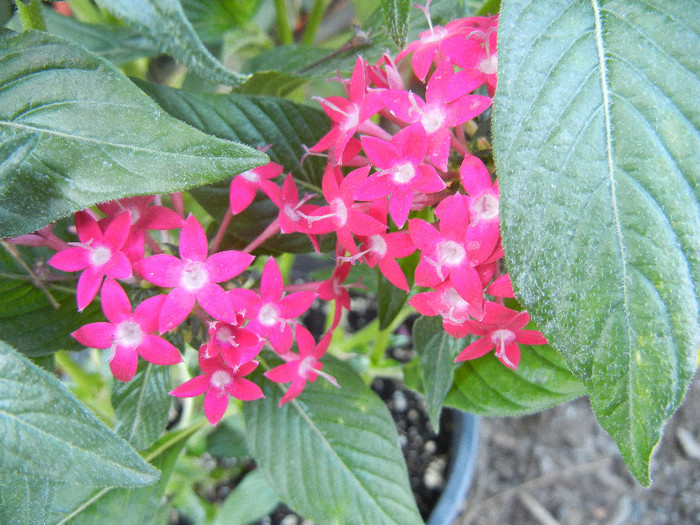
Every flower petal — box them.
[197,282,237,324]
[100,278,132,324]
[138,334,182,365]
[48,247,90,272]
[159,286,196,333]
[205,251,254,282]
[72,322,115,349]
[135,254,183,287]
[76,268,104,311]
[110,345,139,382]
[180,214,208,262]
[170,375,210,397]
[226,378,264,401]
[203,388,229,425]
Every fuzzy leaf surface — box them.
[112,363,172,451]
[244,356,423,525]
[92,0,248,86]
[494,0,700,485]
[381,0,411,49]
[0,341,159,487]
[412,315,462,431]
[0,30,266,237]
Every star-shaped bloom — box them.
[409,195,483,306]
[170,347,264,425]
[358,124,446,228]
[135,214,254,332]
[98,196,184,263]
[71,278,182,382]
[264,326,338,406]
[381,62,492,170]
[409,280,484,337]
[455,303,547,369]
[229,160,284,215]
[204,319,263,367]
[49,210,132,311]
[228,257,316,354]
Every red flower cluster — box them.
[21,6,546,426]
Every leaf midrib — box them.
[590,0,636,456]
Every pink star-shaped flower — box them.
[455,303,547,369]
[229,160,284,215]
[264,326,338,406]
[204,319,263,367]
[71,278,182,382]
[358,124,446,228]
[170,346,264,425]
[135,214,254,332]
[49,210,132,311]
[228,257,316,354]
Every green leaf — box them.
[59,425,199,525]
[381,0,411,49]
[0,243,102,356]
[0,29,267,237]
[206,412,250,458]
[92,0,248,86]
[135,81,331,253]
[0,340,159,487]
[412,316,462,431]
[445,342,586,417]
[181,0,262,43]
[244,355,423,525]
[8,8,160,65]
[494,0,700,485]
[212,469,279,525]
[112,362,172,451]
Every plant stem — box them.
[476,0,501,16]
[301,0,329,46]
[274,0,294,45]
[0,239,59,308]
[15,0,46,31]
[209,206,233,253]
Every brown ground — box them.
[456,372,700,525]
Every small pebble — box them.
[393,390,408,412]
[423,458,446,490]
[280,516,299,525]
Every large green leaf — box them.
[412,315,462,431]
[212,469,279,525]
[136,81,331,253]
[0,29,267,237]
[494,0,700,485]
[112,362,172,451]
[59,425,199,525]
[0,243,102,356]
[92,0,248,86]
[7,8,159,65]
[0,341,159,487]
[181,0,262,43]
[445,342,586,416]
[244,355,423,525]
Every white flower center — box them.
[369,235,387,258]
[216,326,232,343]
[437,240,466,267]
[210,370,232,389]
[421,106,445,134]
[258,303,280,327]
[240,169,259,183]
[331,198,348,227]
[90,245,111,267]
[285,204,301,222]
[181,260,209,292]
[421,26,448,44]
[298,356,317,379]
[491,329,515,345]
[479,53,498,75]
[115,320,143,348]
[340,104,360,132]
[471,193,499,222]
[393,162,416,185]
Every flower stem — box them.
[274,0,294,45]
[170,192,185,218]
[301,0,329,46]
[242,219,280,254]
[15,0,46,31]
[209,206,233,254]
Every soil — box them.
[456,372,700,525]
